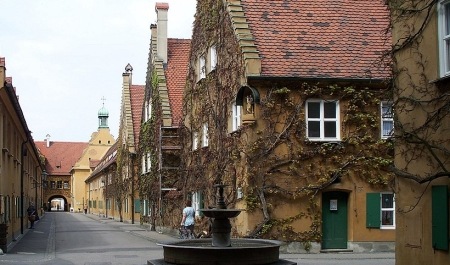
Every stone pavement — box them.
[84,213,395,262]
[1,212,395,263]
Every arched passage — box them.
[46,195,69,212]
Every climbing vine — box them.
[177,0,394,242]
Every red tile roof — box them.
[35,141,88,175]
[165,38,191,126]
[240,0,390,79]
[130,85,145,147]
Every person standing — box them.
[180,200,195,238]
[26,203,36,229]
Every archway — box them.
[46,195,69,212]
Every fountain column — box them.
[211,184,231,247]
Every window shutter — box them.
[432,185,449,250]
[134,199,141,213]
[366,193,381,228]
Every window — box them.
[199,56,206,80]
[366,192,395,229]
[232,101,241,131]
[142,152,151,174]
[439,0,450,77]
[381,102,394,139]
[193,132,199,150]
[381,193,395,228]
[306,100,340,141]
[192,191,203,217]
[50,181,56,189]
[144,100,151,122]
[57,181,63,189]
[202,123,209,147]
[210,46,217,71]
[63,181,69,189]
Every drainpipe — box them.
[20,139,28,234]
[130,153,135,224]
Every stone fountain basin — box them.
[200,208,243,219]
[157,238,283,265]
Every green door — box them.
[322,191,348,249]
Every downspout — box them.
[20,139,28,234]
[158,124,162,231]
[105,170,108,219]
[34,166,39,213]
[130,153,135,224]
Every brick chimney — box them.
[155,2,169,63]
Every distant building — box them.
[138,2,190,230]
[35,104,115,213]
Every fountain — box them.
[148,184,295,265]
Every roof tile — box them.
[240,0,391,79]
[165,38,191,126]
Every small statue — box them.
[246,95,254,114]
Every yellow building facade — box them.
[392,1,450,264]
[0,57,44,253]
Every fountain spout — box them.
[201,184,242,247]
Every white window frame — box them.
[199,56,206,80]
[305,99,340,141]
[439,0,450,77]
[202,123,209,147]
[210,45,217,71]
[144,99,152,122]
[193,132,199,150]
[141,155,146,174]
[192,191,202,218]
[381,101,394,139]
[232,101,241,131]
[380,192,395,229]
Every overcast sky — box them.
[0,0,196,142]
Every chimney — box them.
[45,134,51,148]
[155,2,169,63]
[123,63,133,87]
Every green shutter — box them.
[432,185,449,251]
[366,193,381,228]
[134,199,141,213]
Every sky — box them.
[0,0,196,142]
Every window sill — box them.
[306,138,341,142]
[430,74,450,84]
[380,226,395,230]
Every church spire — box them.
[98,97,109,129]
